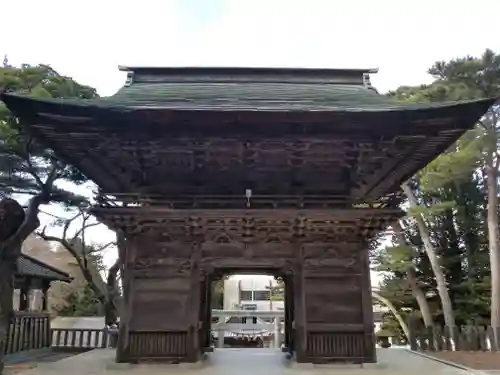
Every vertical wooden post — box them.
[41,282,50,311]
[284,274,291,351]
[287,275,295,354]
[116,237,135,363]
[19,279,30,311]
[205,276,213,349]
[198,276,208,352]
[186,241,202,362]
[359,247,376,363]
[294,244,307,362]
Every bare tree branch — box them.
[35,212,120,320]
[36,230,106,300]
[38,209,64,220]
[92,241,116,253]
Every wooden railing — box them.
[410,325,500,351]
[51,328,110,352]
[4,312,51,355]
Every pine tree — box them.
[0,63,98,374]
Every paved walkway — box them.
[13,348,476,375]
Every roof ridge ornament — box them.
[363,73,372,88]
[363,72,380,94]
[124,71,134,87]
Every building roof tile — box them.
[16,254,72,282]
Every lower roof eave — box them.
[1,92,497,124]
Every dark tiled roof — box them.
[16,254,72,282]
[1,67,496,112]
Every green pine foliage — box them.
[376,49,500,331]
[0,61,97,203]
[56,282,103,317]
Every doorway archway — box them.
[201,268,293,354]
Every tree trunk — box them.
[486,151,500,347]
[116,231,126,283]
[402,182,456,328]
[105,258,121,326]
[392,220,434,327]
[0,198,40,375]
[372,291,409,340]
[407,267,434,327]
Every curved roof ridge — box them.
[116,66,379,87]
[118,66,379,75]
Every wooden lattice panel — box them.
[306,332,371,363]
[128,331,187,360]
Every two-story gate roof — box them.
[1,67,495,209]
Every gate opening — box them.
[208,271,291,353]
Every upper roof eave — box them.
[117,66,380,76]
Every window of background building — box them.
[239,290,271,301]
[253,290,271,301]
[239,290,252,300]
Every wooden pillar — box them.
[186,242,202,362]
[41,282,50,311]
[284,276,290,350]
[19,278,30,311]
[293,244,307,362]
[204,276,213,349]
[116,237,135,363]
[284,274,294,353]
[198,276,206,352]
[360,247,376,363]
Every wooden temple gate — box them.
[93,208,394,363]
[2,67,495,364]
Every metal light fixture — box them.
[245,189,252,207]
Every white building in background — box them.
[223,274,387,330]
[224,275,284,312]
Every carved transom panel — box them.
[93,208,401,244]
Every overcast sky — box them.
[2,0,499,284]
[3,0,500,96]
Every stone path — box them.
[13,348,477,375]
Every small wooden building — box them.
[1,67,495,364]
[4,254,71,357]
[14,253,72,312]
